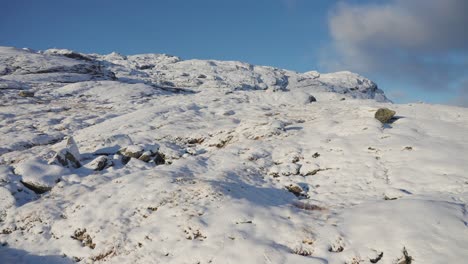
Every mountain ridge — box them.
[0,46,388,102]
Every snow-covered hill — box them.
[0,46,467,264]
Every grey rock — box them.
[50,136,81,168]
[20,180,52,194]
[119,145,144,159]
[88,156,112,171]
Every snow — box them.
[1,46,468,263]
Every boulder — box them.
[49,136,81,168]
[286,184,303,197]
[375,108,396,123]
[87,156,112,171]
[16,158,68,194]
[119,145,144,159]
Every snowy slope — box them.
[0,47,467,264]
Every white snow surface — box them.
[1,46,468,263]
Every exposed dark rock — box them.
[397,247,413,264]
[153,152,166,165]
[137,64,155,70]
[286,184,303,197]
[18,91,35,97]
[61,52,92,61]
[308,95,317,102]
[370,252,384,263]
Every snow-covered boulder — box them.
[119,145,144,159]
[299,162,321,176]
[86,156,113,171]
[49,136,81,168]
[15,158,68,193]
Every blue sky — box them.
[1,0,467,106]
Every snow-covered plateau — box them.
[0,46,467,264]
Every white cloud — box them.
[324,0,468,97]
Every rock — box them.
[375,108,396,123]
[20,181,51,194]
[223,110,235,116]
[396,247,413,264]
[308,95,317,103]
[185,147,197,155]
[16,158,68,194]
[50,136,81,168]
[71,228,95,249]
[286,184,303,197]
[18,91,35,97]
[87,156,112,171]
[119,145,144,159]
[153,152,166,165]
[138,151,153,162]
[268,163,300,177]
[299,163,321,176]
[158,143,185,161]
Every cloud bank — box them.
[324,0,468,103]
